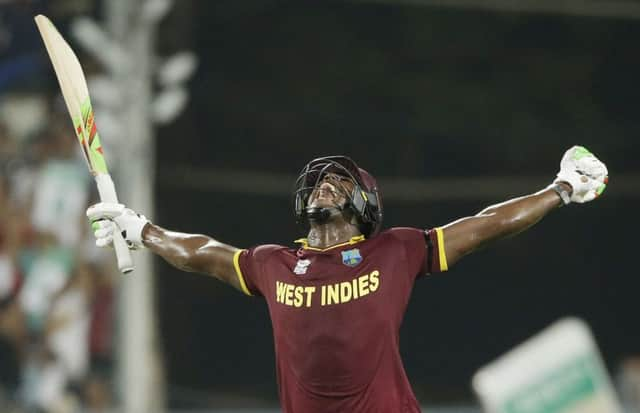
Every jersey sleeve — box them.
[232,244,284,297]
[387,227,448,279]
[424,227,448,275]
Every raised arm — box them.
[441,146,608,267]
[442,186,565,266]
[86,205,245,292]
[142,225,242,290]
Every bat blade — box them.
[35,14,134,274]
[34,14,109,175]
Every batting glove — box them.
[87,203,149,249]
[553,145,608,204]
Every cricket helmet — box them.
[293,155,383,237]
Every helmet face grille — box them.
[293,156,383,237]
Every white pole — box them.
[103,1,165,412]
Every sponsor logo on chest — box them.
[293,259,311,275]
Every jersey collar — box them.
[294,235,365,252]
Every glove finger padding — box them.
[87,203,125,221]
[94,225,113,239]
[91,219,116,248]
[96,233,114,248]
[576,155,607,180]
[582,191,597,203]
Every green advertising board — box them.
[473,318,621,413]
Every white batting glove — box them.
[87,203,149,249]
[553,145,608,204]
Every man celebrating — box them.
[88,145,607,412]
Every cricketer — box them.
[87,146,607,412]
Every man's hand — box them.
[554,146,608,204]
[87,203,149,249]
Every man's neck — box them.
[306,221,361,249]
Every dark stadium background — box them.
[144,0,639,407]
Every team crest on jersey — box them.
[293,259,311,275]
[341,249,362,267]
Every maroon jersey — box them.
[233,227,448,413]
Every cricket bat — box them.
[35,14,134,274]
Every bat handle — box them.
[113,229,134,274]
[95,174,135,274]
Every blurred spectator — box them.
[46,263,92,386]
[0,2,116,410]
[87,264,115,374]
[83,263,116,412]
[0,306,23,409]
[30,114,89,248]
[82,371,113,413]
[0,0,48,91]
[18,259,116,413]
[19,241,73,336]
[0,120,18,163]
[0,94,112,412]
[618,356,640,412]
[0,154,26,411]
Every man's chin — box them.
[309,200,340,210]
[308,203,331,209]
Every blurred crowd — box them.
[1,1,117,411]
[0,95,116,413]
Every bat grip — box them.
[113,230,134,274]
[95,174,134,274]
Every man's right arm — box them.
[142,224,243,291]
[87,204,246,293]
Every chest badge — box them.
[293,259,311,275]
[341,248,363,267]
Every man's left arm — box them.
[441,146,608,267]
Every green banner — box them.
[502,354,604,413]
